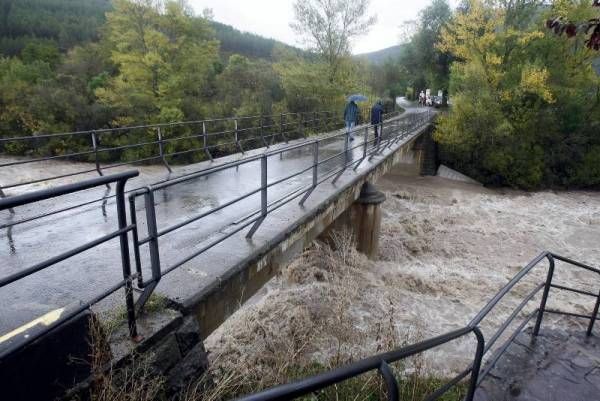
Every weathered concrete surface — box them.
[66,311,208,400]
[475,327,600,401]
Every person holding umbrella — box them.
[371,99,384,145]
[344,94,366,141]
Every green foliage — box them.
[21,39,61,67]
[211,21,306,61]
[400,0,453,94]
[217,54,284,116]
[276,52,369,116]
[435,0,600,189]
[96,0,219,126]
[0,0,384,164]
[0,0,111,56]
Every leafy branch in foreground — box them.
[546,0,600,50]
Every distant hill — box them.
[0,0,306,62]
[356,44,407,65]
[0,0,111,56]
[211,21,306,61]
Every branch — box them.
[546,1,600,50]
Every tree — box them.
[217,54,284,116]
[96,0,219,125]
[399,0,452,95]
[290,0,376,81]
[275,50,366,115]
[435,0,600,188]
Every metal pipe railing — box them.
[4,107,599,400]
[0,109,427,368]
[0,170,140,360]
[0,110,343,193]
[129,111,430,301]
[233,250,600,401]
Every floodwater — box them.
[206,170,600,380]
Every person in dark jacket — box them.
[343,100,359,141]
[371,100,384,145]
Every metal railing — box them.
[234,251,600,401]
[0,171,140,359]
[0,110,400,232]
[0,111,343,195]
[128,111,430,310]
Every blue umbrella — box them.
[347,94,368,102]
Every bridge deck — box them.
[0,108,429,336]
[475,327,600,401]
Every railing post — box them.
[466,327,485,401]
[354,126,369,171]
[144,190,162,285]
[91,132,110,191]
[333,131,350,184]
[202,121,213,162]
[376,121,384,154]
[234,118,244,154]
[344,128,350,164]
[387,120,396,149]
[378,361,400,401]
[133,189,162,312]
[299,113,305,138]
[157,127,172,173]
[533,253,555,337]
[116,178,139,340]
[247,154,268,238]
[587,284,600,337]
[260,116,268,148]
[280,113,288,143]
[129,195,144,288]
[300,141,319,206]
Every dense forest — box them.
[0,0,599,189]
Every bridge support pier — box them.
[322,181,386,260]
[351,182,386,259]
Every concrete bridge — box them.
[0,103,435,340]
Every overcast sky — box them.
[188,0,459,54]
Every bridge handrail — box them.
[128,112,429,295]
[0,170,141,360]
[0,110,400,231]
[233,250,600,401]
[0,110,342,190]
[0,110,339,141]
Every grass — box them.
[98,293,169,334]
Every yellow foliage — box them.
[520,66,555,103]
[517,31,545,46]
